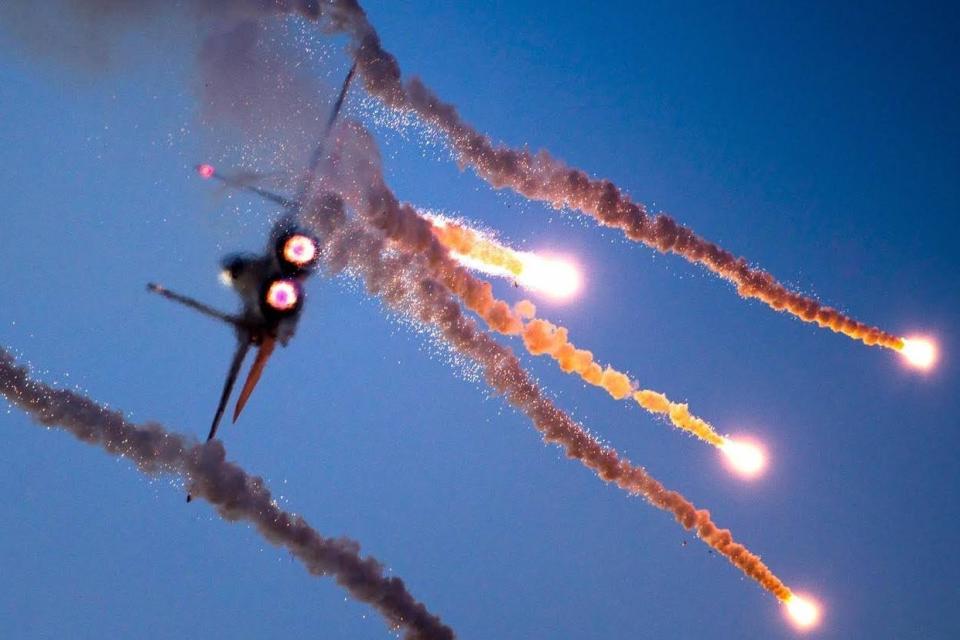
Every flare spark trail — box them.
[201,136,745,460]
[424,214,582,300]
[299,0,921,360]
[3,0,929,358]
[351,172,761,470]
[300,191,800,606]
[4,0,863,630]
[0,348,455,640]
[246,157,747,461]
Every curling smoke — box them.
[10,3,908,351]
[305,0,906,352]
[0,347,454,640]
[196,18,347,183]
[301,189,797,603]
[333,133,732,451]
[412,207,730,448]
[7,2,907,350]
[5,0,801,614]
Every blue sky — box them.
[1,2,958,638]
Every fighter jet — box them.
[148,63,356,448]
[147,220,318,441]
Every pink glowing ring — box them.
[282,234,318,268]
[276,231,320,276]
[263,279,301,314]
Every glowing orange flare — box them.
[423,212,736,455]
[784,594,822,631]
[283,234,317,267]
[517,254,582,300]
[265,280,299,311]
[426,214,583,300]
[899,336,938,371]
[197,163,215,179]
[720,437,767,479]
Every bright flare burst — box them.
[426,214,583,300]
[899,336,938,371]
[516,253,582,300]
[784,593,822,631]
[720,437,767,479]
[196,163,216,179]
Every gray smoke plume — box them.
[301,189,794,602]
[301,0,901,351]
[0,348,455,640]
[2,0,797,604]
[7,0,889,347]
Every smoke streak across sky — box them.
[1,2,958,639]
[304,186,793,600]
[0,348,455,640]
[306,0,907,352]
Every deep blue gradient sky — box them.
[1,2,958,638]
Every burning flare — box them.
[196,163,216,179]
[381,199,763,471]
[517,253,582,300]
[720,437,767,479]
[315,2,910,353]
[783,593,822,631]
[306,191,801,609]
[898,336,938,371]
[427,215,582,300]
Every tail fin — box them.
[294,61,359,205]
[232,335,277,423]
[323,61,358,139]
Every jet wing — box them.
[196,166,298,209]
[145,281,253,442]
[148,283,244,328]
[232,335,277,424]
